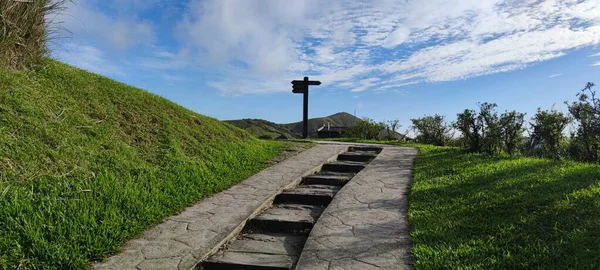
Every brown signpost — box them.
[291,76,321,138]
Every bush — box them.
[455,109,481,152]
[411,115,452,146]
[566,82,600,162]
[529,108,571,160]
[344,117,386,140]
[500,110,526,156]
[478,103,503,156]
[0,0,67,70]
[455,103,522,156]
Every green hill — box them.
[227,112,362,139]
[225,119,295,140]
[282,112,362,137]
[0,60,289,268]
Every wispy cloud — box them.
[548,73,562,78]
[56,43,126,77]
[57,0,600,95]
[592,62,600,67]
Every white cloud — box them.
[592,62,600,67]
[173,0,600,95]
[56,43,125,77]
[382,27,411,48]
[548,73,562,78]
[57,1,155,50]
[57,0,600,96]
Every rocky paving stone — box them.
[296,145,418,270]
[93,144,346,270]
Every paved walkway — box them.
[94,144,347,270]
[296,146,418,270]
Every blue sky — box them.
[50,0,600,131]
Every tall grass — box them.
[0,0,67,70]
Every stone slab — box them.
[94,144,347,270]
[296,145,418,270]
[204,251,297,269]
[252,204,323,224]
[228,233,306,255]
[301,174,351,186]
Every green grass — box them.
[0,60,295,269]
[330,139,600,269]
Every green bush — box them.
[411,114,452,146]
[529,108,571,160]
[344,117,385,140]
[0,0,66,70]
[566,82,600,163]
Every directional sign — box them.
[290,77,322,138]
[292,81,307,93]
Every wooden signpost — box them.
[291,76,321,138]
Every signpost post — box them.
[291,77,321,138]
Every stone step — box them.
[274,185,340,205]
[321,160,367,173]
[301,174,351,186]
[203,251,297,270]
[229,233,306,255]
[348,146,383,153]
[337,151,377,162]
[246,204,324,234]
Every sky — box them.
[49,0,600,132]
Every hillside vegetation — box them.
[225,119,295,139]
[227,112,362,139]
[0,60,290,268]
[333,139,600,269]
[282,112,361,137]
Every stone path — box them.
[296,145,418,270]
[202,146,382,269]
[94,144,347,270]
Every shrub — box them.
[344,117,386,140]
[455,109,481,152]
[500,110,526,156]
[0,0,67,70]
[566,82,600,162]
[478,103,503,156]
[529,108,571,160]
[411,115,452,146]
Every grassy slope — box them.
[0,60,289,269]
[224,119,295,139]
[332,139,600,269]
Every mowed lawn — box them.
[412,145,600,269]
[333,139,600,269]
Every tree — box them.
[478,103,503,156]
[411,115,451,146]
[566,82,600,162]
[344,117,386,140]
[455,109,481,152]
[530,108,571,160]
[500,111,526,156]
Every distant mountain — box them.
[225,112,362,139]
[281,112,362,138]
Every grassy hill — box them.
[332,139,600,269]
[227,112,362,139]
[224,119,295,140]
[282,112,361,138]
[0,60,291,268]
